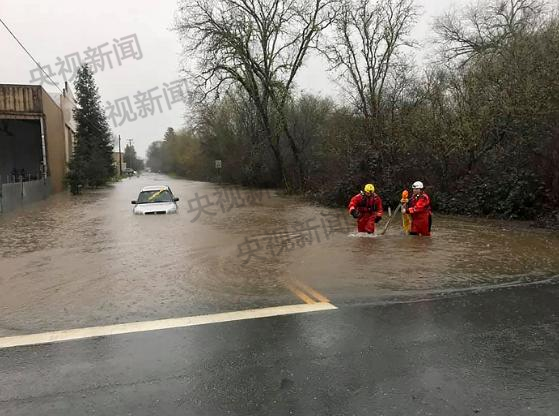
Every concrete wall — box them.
[0,178,51,214]
[41,91,67,193]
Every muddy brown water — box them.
[1,173,558,335]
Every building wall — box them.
[113,152,125,176]
[41,90,67,193]
[0,84,77,213]
[60,83,76,165]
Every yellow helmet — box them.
[364,183,375,193]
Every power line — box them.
[0,16,63,93]
[0,17,123,149]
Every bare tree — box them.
[322,0,418,127]
[176,0,336,189]
[434,0,547,64]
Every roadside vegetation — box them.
[147,0,559,225]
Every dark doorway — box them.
[0,119,43,183]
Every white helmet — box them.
[412,181,424,189]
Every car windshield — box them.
[137,190,173,204]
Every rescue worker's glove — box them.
[375,216,381,223]
[350,209,360,219]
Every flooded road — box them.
[1,173,558,336]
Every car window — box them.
[137,190,173,203]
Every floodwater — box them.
[1,174,558,335]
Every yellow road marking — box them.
[284,282,316,304]
[283,279,330,304]
[291,280,330,303]
[0,303,338,350]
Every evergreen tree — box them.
[146,141,164,172]
[163,127,176,142]
[124,143,144,172]
[67,65,115,193]
[161,127,178,173]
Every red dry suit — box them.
[348,192,383,233]
[407,192,432,236]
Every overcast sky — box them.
[1,0,469,158]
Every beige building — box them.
[113,151,126,176]
[0,83,76,212]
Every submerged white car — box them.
[132,185,179,215]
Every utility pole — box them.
[118,134,122,176]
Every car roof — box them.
[140,185,171,192]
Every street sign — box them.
[215,160,222,169]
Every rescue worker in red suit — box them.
[348,183,383,234]
[404,181,432,236]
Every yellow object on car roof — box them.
[147,188,165,201]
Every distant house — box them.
[0,83,76,213]
[113,151,126,176]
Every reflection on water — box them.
[1,174,558,333]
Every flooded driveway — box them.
[1,174,558,336]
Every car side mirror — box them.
[131,200,137,205]
[174,197,179,202]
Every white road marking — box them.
[0,303,337,349]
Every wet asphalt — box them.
[1,281,558,416]
[2,175,559,415]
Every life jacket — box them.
[357,191,379,213]
[409,193,431,213]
